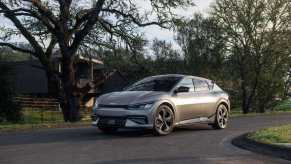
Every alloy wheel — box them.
[154,105,174,135]
[216,105,229,129]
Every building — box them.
[1,55,128,97]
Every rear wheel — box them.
[98,127,119,134]
[212,104,229,129]
[153,105,174,136]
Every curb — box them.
[232,133,291,161]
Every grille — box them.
[99,104,128,108]
[97,117,126,127]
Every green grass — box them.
[0,108,92,133]
[0,122,91,133]
[248,124,291,144]
[231,98,291,117]
[273,99,291,111]
[22,108,64,124]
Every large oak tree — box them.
[0,0,193,122]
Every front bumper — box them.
[91,107,154,129]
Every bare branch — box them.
[0,3,45,58]
[101,9,169,28]
[70,0,106,54]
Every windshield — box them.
[126,76,182,92]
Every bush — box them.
[0,64,22,123]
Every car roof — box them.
[149,74,211,82]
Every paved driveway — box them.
[1,114,291,164]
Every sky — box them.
[143,0,214,47]
[0,0,214,49]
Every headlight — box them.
[93,99,99,109]
[127,103,154,110]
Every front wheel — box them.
[212,104,229,129]
[153,105,175,136]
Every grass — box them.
[231,98,291,117]
[0,122,91,133]
[22,108,64,124]
[273,99,291,111]
[248,124,291,144]
[0,108,91,133]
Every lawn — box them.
[21,108,91,124]
[248,124,291,144]
[0,122,91,133]
[22,108,64,124]
[0,108,91,133]
[231,98,291,117]
[273,99,291,111]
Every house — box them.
[1,55,128,97]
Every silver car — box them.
[92,74,230,135]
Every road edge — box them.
[232,133,291,161]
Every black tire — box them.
[212,104,229,129]
[153,105,175,136]
[98,126,118,134]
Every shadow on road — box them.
[0,124,212,146]
[92,156,205,164]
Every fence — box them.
[13,95,91,124]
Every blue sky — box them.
[0,0,214,49]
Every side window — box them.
[194,80,210,92]
[178,78,195,92]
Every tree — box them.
[150,38,184,74]
[0,0,194,122]
[100,46,151,84]
[176,13,227,80]
[212,0,291,113]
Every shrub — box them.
[0,64,22,123]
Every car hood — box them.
[97,91,168,105]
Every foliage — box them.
[211,0,291,113]
[149,39,186,75]
[100,47,152,84]
[176,13,227,80]
[0,60,22,123]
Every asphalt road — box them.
[1,114,291,164]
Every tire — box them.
[153,105,175,136]
[98,126,118,134]
[212,104,229,129]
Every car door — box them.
[173,78,202,121]
[193,79,218,117]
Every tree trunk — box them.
[61,57,81,122]
[46,71,60,97]
[240,61,250,114]
[241,86,250,114]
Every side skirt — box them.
[175,114,216,126]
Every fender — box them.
[216,98,231,111]
[153,99,178,121]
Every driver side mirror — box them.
[174,86,190,94]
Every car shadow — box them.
[0,124,213,146]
